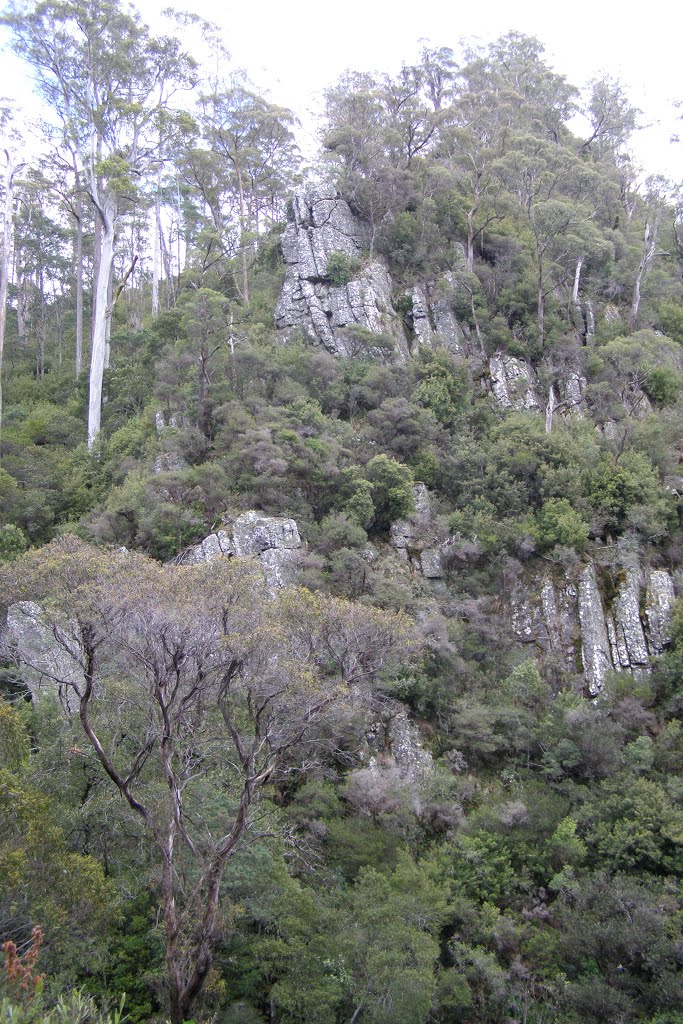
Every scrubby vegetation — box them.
[0,5,682,1023]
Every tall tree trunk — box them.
[629,217,659,332]
[466,175,481,273]
[152,169,161,317]
[572,256,583,305]
[0,153,23,445]
[237,168,249,305]
[74,182,84,377]
[537,255,545,350]
[104,258,113,369]
[545,385,557,434]
[36,268,45,379]
[15,236,28,349]
[88,198,116,448]
[572,256,586,342]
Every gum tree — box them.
[0,537,417,1022]
[2,0,197,446]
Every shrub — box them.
[325,250,361,286]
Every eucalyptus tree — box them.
[497,135,613,349]
[2,0,198,447]
[0,537,417,1023]
[195,84,300,301]
[467,32,578,141]
[0,105,26,441]
[580,76,640,161]
[628,177,672,331]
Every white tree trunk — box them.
[545,385,557,434]
[74,191,84,377]
[0,152,23,442]
[152,169,161,317]
[87,199,116,448]
[629,217,659,332]
[572,257,583,305]
[104,258,113,369]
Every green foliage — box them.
[325,250,361,286]
[0,525,27,563]
[365,454,414,531]
[1,22,683,1024]
[658,302,683,344]
[533,497,590,551]
[0,990,127,1024]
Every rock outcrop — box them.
[410,276,467,356]
[489,352,541,411]
[390,483,451,578]
[275,187,474,364]
[577,564,614,694]
[645,570,676,653]
[275,186,409,361]
[176,511,302,591]
[511,561,676,694]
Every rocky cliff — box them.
[275,186,466,361]
[275,187,600,422]
[511,561,675,694]
[388,485,676,694]
[175,510,302,592]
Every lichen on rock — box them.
[175,511,302,591]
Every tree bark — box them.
[237,167,249,305]
[104,258,113,369]
[537,255,545,350]
[74,182,84,377]
[545,385,557,434]
[87,197,116,448]
[572,257,586,342]
[629,217,659,332]
[152,178,161,318]
[0,152,24,444]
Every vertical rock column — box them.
[577,564,613,695]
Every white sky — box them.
[1,0,681,179]
[185,0,683,179]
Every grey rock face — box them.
[420,548,446,578]
[489,353,540,411]
[176,512,302,591]
[511,561,676,692]
[645,570,676,653]
[410,276,466,356]
[275,186,409,361]
[511,576,579,673]
[610,571,649,669]
[577,564,613,695]
[390,483,432,554]
[558,372,587,415]
[179,530,233,565]
[390,484,448,577]
[386,709,434,783]
[230,511,300,557]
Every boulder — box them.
[489,352,540,411]
[175,511,302,591]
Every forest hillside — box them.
[0,5,682,1024]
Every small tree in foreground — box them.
[0,538,417,1023]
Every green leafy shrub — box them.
[533,497,590,551]
[325,250,361,286]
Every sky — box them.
[1,0,681,179]
[169,0,682,179]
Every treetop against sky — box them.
[1,0,681,177]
